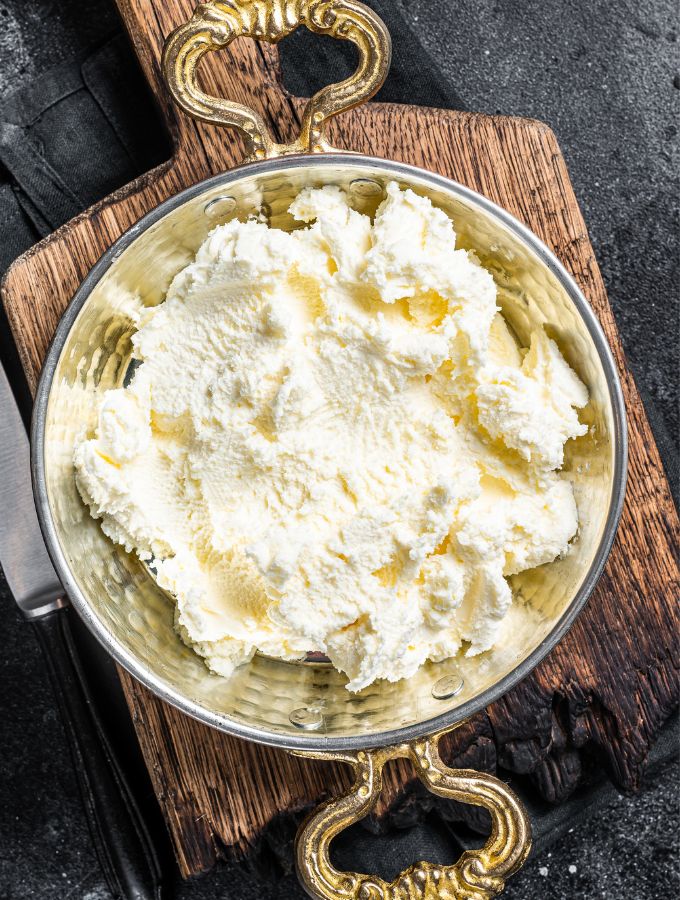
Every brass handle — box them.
[294,727,532,899]
[162,0,391,160]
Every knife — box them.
[0,361,163,900]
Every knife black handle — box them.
[31,606,162,900]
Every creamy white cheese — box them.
[74,182,588,692]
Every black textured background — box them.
[0,1,678,899]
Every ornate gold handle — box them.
[294,727,532,899]
[162,0,391,160]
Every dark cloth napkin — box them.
[0,0,676,891]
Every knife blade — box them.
[0,360,162,899]
[0,362,65,617]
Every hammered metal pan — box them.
[32,2,627,897]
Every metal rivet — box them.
[432,673,464,700]
[204,196,236,218]
[358,786,369,798]
[349,177,383,197]
[289,707,323,730]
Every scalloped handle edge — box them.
[294,728,532,899]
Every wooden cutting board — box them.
[3,0,678,879]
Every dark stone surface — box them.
[0,1,677,899]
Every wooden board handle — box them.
[115,0,387,174]
[162,0,391,160]
[113,0,281,172]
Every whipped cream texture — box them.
[74,183,588,692]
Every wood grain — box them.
[2,0,678,878]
